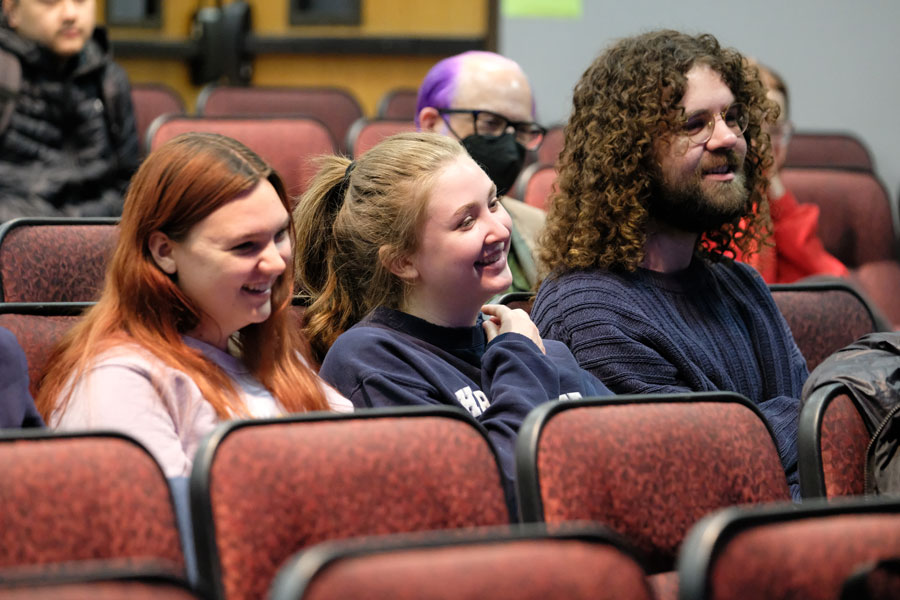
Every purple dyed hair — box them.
[415,51,536,128]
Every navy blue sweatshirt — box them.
[0,327,44,429]
[319,307,612,487]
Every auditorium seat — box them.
[190,406,511,600]
[0,218,117,303]
[513,163,556,210]
[781,168,897,268]
[0,430,185,573]
[146,115,336,198]
[131,83,185,157]
[536,124,564,167]
[784,131,875,171]
[798,381,870,499]
[195,85,362,154]
[769,281,883,372]
[516,393,791,576]
[678,497,900,600]
[0,565,198,599]
[270,524,654,600]
[0,303,90,398]
[780,168,900,326]
[375,88,419,120]
[345,118,417,158]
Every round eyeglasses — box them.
[438,108,547,151]
[682,103,749,145]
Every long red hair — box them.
[37,133,330,420]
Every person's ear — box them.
[3,0,20,29]
[148,231,178,275]
[380,245,419,282]
[418,107,442,133]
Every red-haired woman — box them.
[37,133,350,477]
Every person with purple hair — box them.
[416,50,547,294]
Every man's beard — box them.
[648,151,750,234]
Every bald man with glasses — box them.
[417,50,547,294]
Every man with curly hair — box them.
[532,30,806,499]
[417,51,548,293]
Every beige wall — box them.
[100,0,489,115]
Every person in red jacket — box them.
[736,63,848,283]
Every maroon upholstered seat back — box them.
[512,163,556,211]
[679,500,900,600]
[192,409,510,600]
[851,259,900,329]
[0,219,118,303]
[196,85,362,154]
[0,581,198,600]
[147,115,336,199]
[536,124,564,167]
[346,118,417,157]
[0,567,198,600]
[375,88,418,120]
[273,527,654,600]
[770,283,881,372]
[798,383,869,499]
[130,83,185,156]
[0,307,85,398]
[517,395,791,573]
[0,432,184,571]
[784,132,874,171]
[781,168,895,267]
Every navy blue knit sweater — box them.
[532,257,807,498]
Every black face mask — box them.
[460,133,527,196]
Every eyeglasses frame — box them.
[437,108,547,150]
[681,102,750,146]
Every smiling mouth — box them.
[475,245,507,268]
[703,164,732,175]
[242,283,272,295]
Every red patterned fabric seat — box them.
[195,85,362,154]
[0,431,184,572]
[0,218,118,303]
[512,163,556,211]
[784,132,874,171]
[375,88,418,120]
[678,497,900,600]
[345,118,417,158]
[770,281,883,372]
[798,382,869,499]
[269,524,654,600]
[0,303,89,398]
[536,124,564,167]
[0,564,198,599]
[516,393,791,575]
[146,115,336,199]
[131,83,185,157]
[190,407,511,600]
[780,168,900,326]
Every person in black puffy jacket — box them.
[0,0,138,221]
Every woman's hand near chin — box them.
[480,304,546,354]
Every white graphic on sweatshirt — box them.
[455,386,490,417]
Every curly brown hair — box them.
[539,30,776,276]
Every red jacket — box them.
[737,189,849,284]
